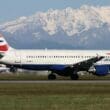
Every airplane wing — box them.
[51,56,104,79]
[68,56,104,71]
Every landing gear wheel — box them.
[48,74,56,80]
[70,74,79,80]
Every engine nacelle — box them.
[94,65,110,76]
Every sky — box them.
[0,0,110,23]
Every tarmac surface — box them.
[0,80,110,84]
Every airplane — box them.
[0,33,110,80]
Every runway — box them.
[0,80,110,84]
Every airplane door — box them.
[15,51,21,64]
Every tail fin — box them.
[0,34,13,52]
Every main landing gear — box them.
[70,70,79,80]
[48,70,79,80]
[48,73,56,80]
[70,74,79,80]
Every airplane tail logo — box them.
[0,34,11,52]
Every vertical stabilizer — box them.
[0,34,14,52]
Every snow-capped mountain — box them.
[0,5,110,49]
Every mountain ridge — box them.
[0,5,110,49]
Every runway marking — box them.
[0,80,110,84]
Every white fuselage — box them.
[1,50,110,66]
